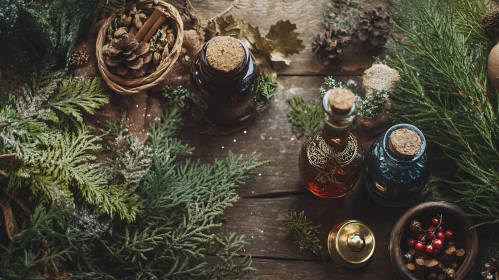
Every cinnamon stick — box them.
[135,8,163,42]
[142,13,167,44]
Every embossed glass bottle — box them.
[298,89,364,198]
[365,124,429,207]
[190,36,259,126]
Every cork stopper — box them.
[388,128,422,159]
[206,36,245,73]
[327,88,356,115]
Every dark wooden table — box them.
[184,1,406,279]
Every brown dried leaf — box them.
[266,20,305,65]
[204,15,242,41]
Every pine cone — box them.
[102,5,154,78]
[483,258,499,280]
[352,6,393,49]
[69,50,89,68]
[312,27,351,65]
[484,8,499,41]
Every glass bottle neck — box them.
[380,124,427,168]
[323,113,353,149]
[197,37,251,81]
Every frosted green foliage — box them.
[356,90,390,119]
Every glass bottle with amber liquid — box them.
[298,88,364,198]
[190,36,259,126]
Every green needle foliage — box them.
[0,59,143,223]
[389,0,499,227]
[253,74,278,111]
[0,0,100,68]
[1,77,267,278]
[283,211,323,256]
[287,96,324,138]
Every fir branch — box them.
[390,0,499,225]
[49,77,110,123]
[283,211,323,256]
[287,95,323,137]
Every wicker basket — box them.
[96,0,184,95]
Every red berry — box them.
[437,227,444,232]
[436,232,446,241]
[433,239,443,249]
[427,226,436,232]
[445,230,453,240]
[417,234,425,241]
[425,244,434,255]
[431,217,440,226]
[408,238,416,247]
[415,242,425,252]
[428,233,436,240]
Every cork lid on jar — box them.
[388,128,422,159]
[327,88,356,115]
[206,36,245,73]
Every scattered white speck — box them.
[291,137,295,141]
[251,236,254,239]
[261,230,264,233]
[233,139,236,142]
[136,105,139,108]
[252,191,254,194]
[269,137,273,140]
[244,130,247,134]
[251,212,253,215]
[258,173,261,176]
[147,114,151,117]
[222,146,224,149]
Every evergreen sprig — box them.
[253,74,278,111]
[283,211,323,256]
[287,96,324,138]
[390,0,499,226]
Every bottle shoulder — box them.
[301,129,363,170]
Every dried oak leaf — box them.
[204,16,305,76]
[204,15,241,41]
[266,20,305,65]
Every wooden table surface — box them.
[184,1,406,279]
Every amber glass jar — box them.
[298,88,364,198]
[190,36,259,126]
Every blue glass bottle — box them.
[365,124,429,207]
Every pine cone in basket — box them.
[352,6,393,49]
[483,258,499,280]
[102,4,174,79]
[312,26,351,65]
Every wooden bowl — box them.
[389,202,478,280]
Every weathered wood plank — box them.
[189,0,390,76]
[180,76,383,198]
[211,187,405,278]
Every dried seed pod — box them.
[403,253,413,263]
[410,220,422,233]
[134,16,143,29]
[153,51,161,65]
[114,27,128,38]
[445,268,456,279]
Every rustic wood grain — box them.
[181,76,405,279]
[189,0,390,76]
[181,76,383,198]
